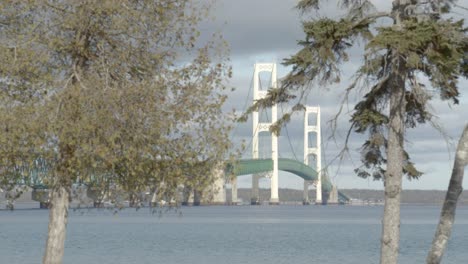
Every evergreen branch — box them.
[355,11,392,23]
[296,0,319,12]
[453,2,468,12]
[325,122,355,180]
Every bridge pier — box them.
[328,185,339,204]
[87,187,107,208]
[251,174,260,205]
[303,180,311,205]
[149,191,158,207]
[181,186,193,206]
[269,198,279,205]
[269,170,280,205]
[39,202,50,209]
[322,188,338,205]
[5,200,14,210]
[231,177,238,205]
[181,166,226,206]
[4,190,20,210]
[193,190,201,206]
[32,188,50,209]
[207,168,226,205]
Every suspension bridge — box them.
[212,63,349,205]
[3,63,349,208]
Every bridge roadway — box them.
[226,158,350,203]
[23,158,350,204]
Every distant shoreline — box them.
[225,188,468,205]
[2,188,467,209]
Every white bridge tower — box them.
[251,63,279,205]
[303,106,322,204]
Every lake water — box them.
[1,205,468,264]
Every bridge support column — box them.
[5,200,14,210]
[193,189,202,206]
[328,185,339,204]
[303,181,311,205]
[316,173,322,205]
[231,177,238,205]
[32,188,50,209]
[4,190,20,210]
[207,167,226,205]
[251,174,260,205]
[150,191,158,207]
[182,166,226,206]
[182,186,193,206]
[87,187,108,208]
[251,63,279,205]
[269,171,279,205]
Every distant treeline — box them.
[226,188,468,205]
[3,188,468,205]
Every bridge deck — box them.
[23,157,350,202]
[226,158,349,203]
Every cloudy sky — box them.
[201,0,468,190]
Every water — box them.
[1,205,468,264]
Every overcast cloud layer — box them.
[201,0,468,190]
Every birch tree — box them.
[427,124,468,263]
[245,1,468,263]
[0,1,232,263]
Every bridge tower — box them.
[251,63,279,205]
[303,106,322,204]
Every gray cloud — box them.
[203,0,304,58]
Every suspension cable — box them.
[230,70,255,139]
[280,104,300,161]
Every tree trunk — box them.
[379,1,411,262]
[427,124,468,264]
[380,76,406,263]
[43,185,70,264]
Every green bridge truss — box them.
[226,158,350,203]
[19,157,350,203]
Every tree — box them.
[244,0,467,263]
[427,124,468,263]
[0,1,233,263]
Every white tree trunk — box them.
[427,124,468,263]
[43,185,70,264]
